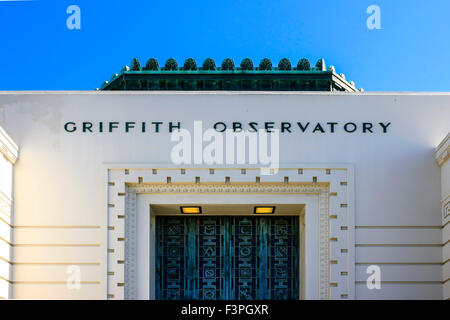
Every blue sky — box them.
[0,0,449,91]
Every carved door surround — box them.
[103,165,354,300]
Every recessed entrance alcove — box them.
[103,165,354,300]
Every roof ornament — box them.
[144,58,159,71]
[259,58,272,71]
[164,58,178,70]
[297,58,311,71]
[221,58,235,70]
[278,58,292,71]
[131,58,141,71]
[240,58,254,71]
[101,80,109,89]
[183,58,197,71]
[315,58,326,71]
[202,58,216,70]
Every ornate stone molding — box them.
[126,183,327,194]
[318,189,330,299]
[124,188,137,300]
[0,191,12,222]
[124,182,330,300]
[0,126,18,164]
[435,132,450,166]
[443,199,450,220]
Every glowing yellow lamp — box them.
[180,206,202,214]
[254,206,275,214]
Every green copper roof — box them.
[99,57,361,92]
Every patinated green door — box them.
[155,216,299,300]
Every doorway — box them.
[155,216,299,300]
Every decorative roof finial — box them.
[101,80,109,89]
[202,58,216,70]
[144,58,159,71]
[183,58,197,71]
[131,58,141,71]
[278,58,291,71]
[240,58,254,71]
[164,58,178,70]
[221,58,235,70]
[315,58,326,71]
[259,58,272,71]
[297,58,310,71]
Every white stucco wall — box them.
[0,92,448,299]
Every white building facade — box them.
[0,91,448,300]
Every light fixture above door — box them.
[253,206,276,214]
[180,206,202,214]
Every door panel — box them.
[198,217,224,300]
[155,216,299,300]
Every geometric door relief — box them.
[155,216,299,300]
